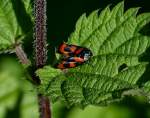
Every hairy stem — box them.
[15,44,41,85]
[15,44,30,64]
[34,0,47,68]
[34,0,51,118]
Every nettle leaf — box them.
[36,66,65,98]
[0,0,32,53]
[141,83,150,104]
[37,2,150,107]
[0,57,38,118]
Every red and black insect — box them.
[55,43,93,69]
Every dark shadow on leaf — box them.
[47,45,57,66]
[26,65,41,85]
[5,91,23,118]
[139,46,150,62]
[11,0,33,34]
[54,103,71,118]
[10,0,34,62]
[138,47,150,86]
[137,63,150,86]
[117,96,150,118]
[139,23,150,37]
[118,63,128,72]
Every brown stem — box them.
[15,43,50,118]
[38,94,51,118]
[15,44,30,65]
[34,0,51,117]
[34,0,47,68]
[15,44,41,85]
[15,44,51,118]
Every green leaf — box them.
[0,57,38,118]
[20,81,39,118]
[36,66,63,83]
[36,66,64,95]
[0,58,23,110]
[38,1,150,107]
[45,76,66,102]
[0,0,32,53]
[114,63,147,84]
[61,80,86,107]
[142,81,150,96]
[135,13,150,33]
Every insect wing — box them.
[55,61,80,69]
[58,43,77,56]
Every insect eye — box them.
[83,54,89,60]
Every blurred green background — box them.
[1,0,150,118]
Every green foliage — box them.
[37,1,150,107]
[0,57,38,118]
[0,0,32,53]
[66,105,133,118]
[1,0,150,117]
[36,66,64,95]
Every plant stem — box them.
[15,0,51,117]
[15,43,51,118]
[34,0,47,68]
[38,94,51,118]
[34,0,51,118]
[15,44,30,64]
[15,44,41,85]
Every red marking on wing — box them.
[75,48,84,55]
[58,43,67,53]
[68,62,76,68]
[72,57,84,62]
